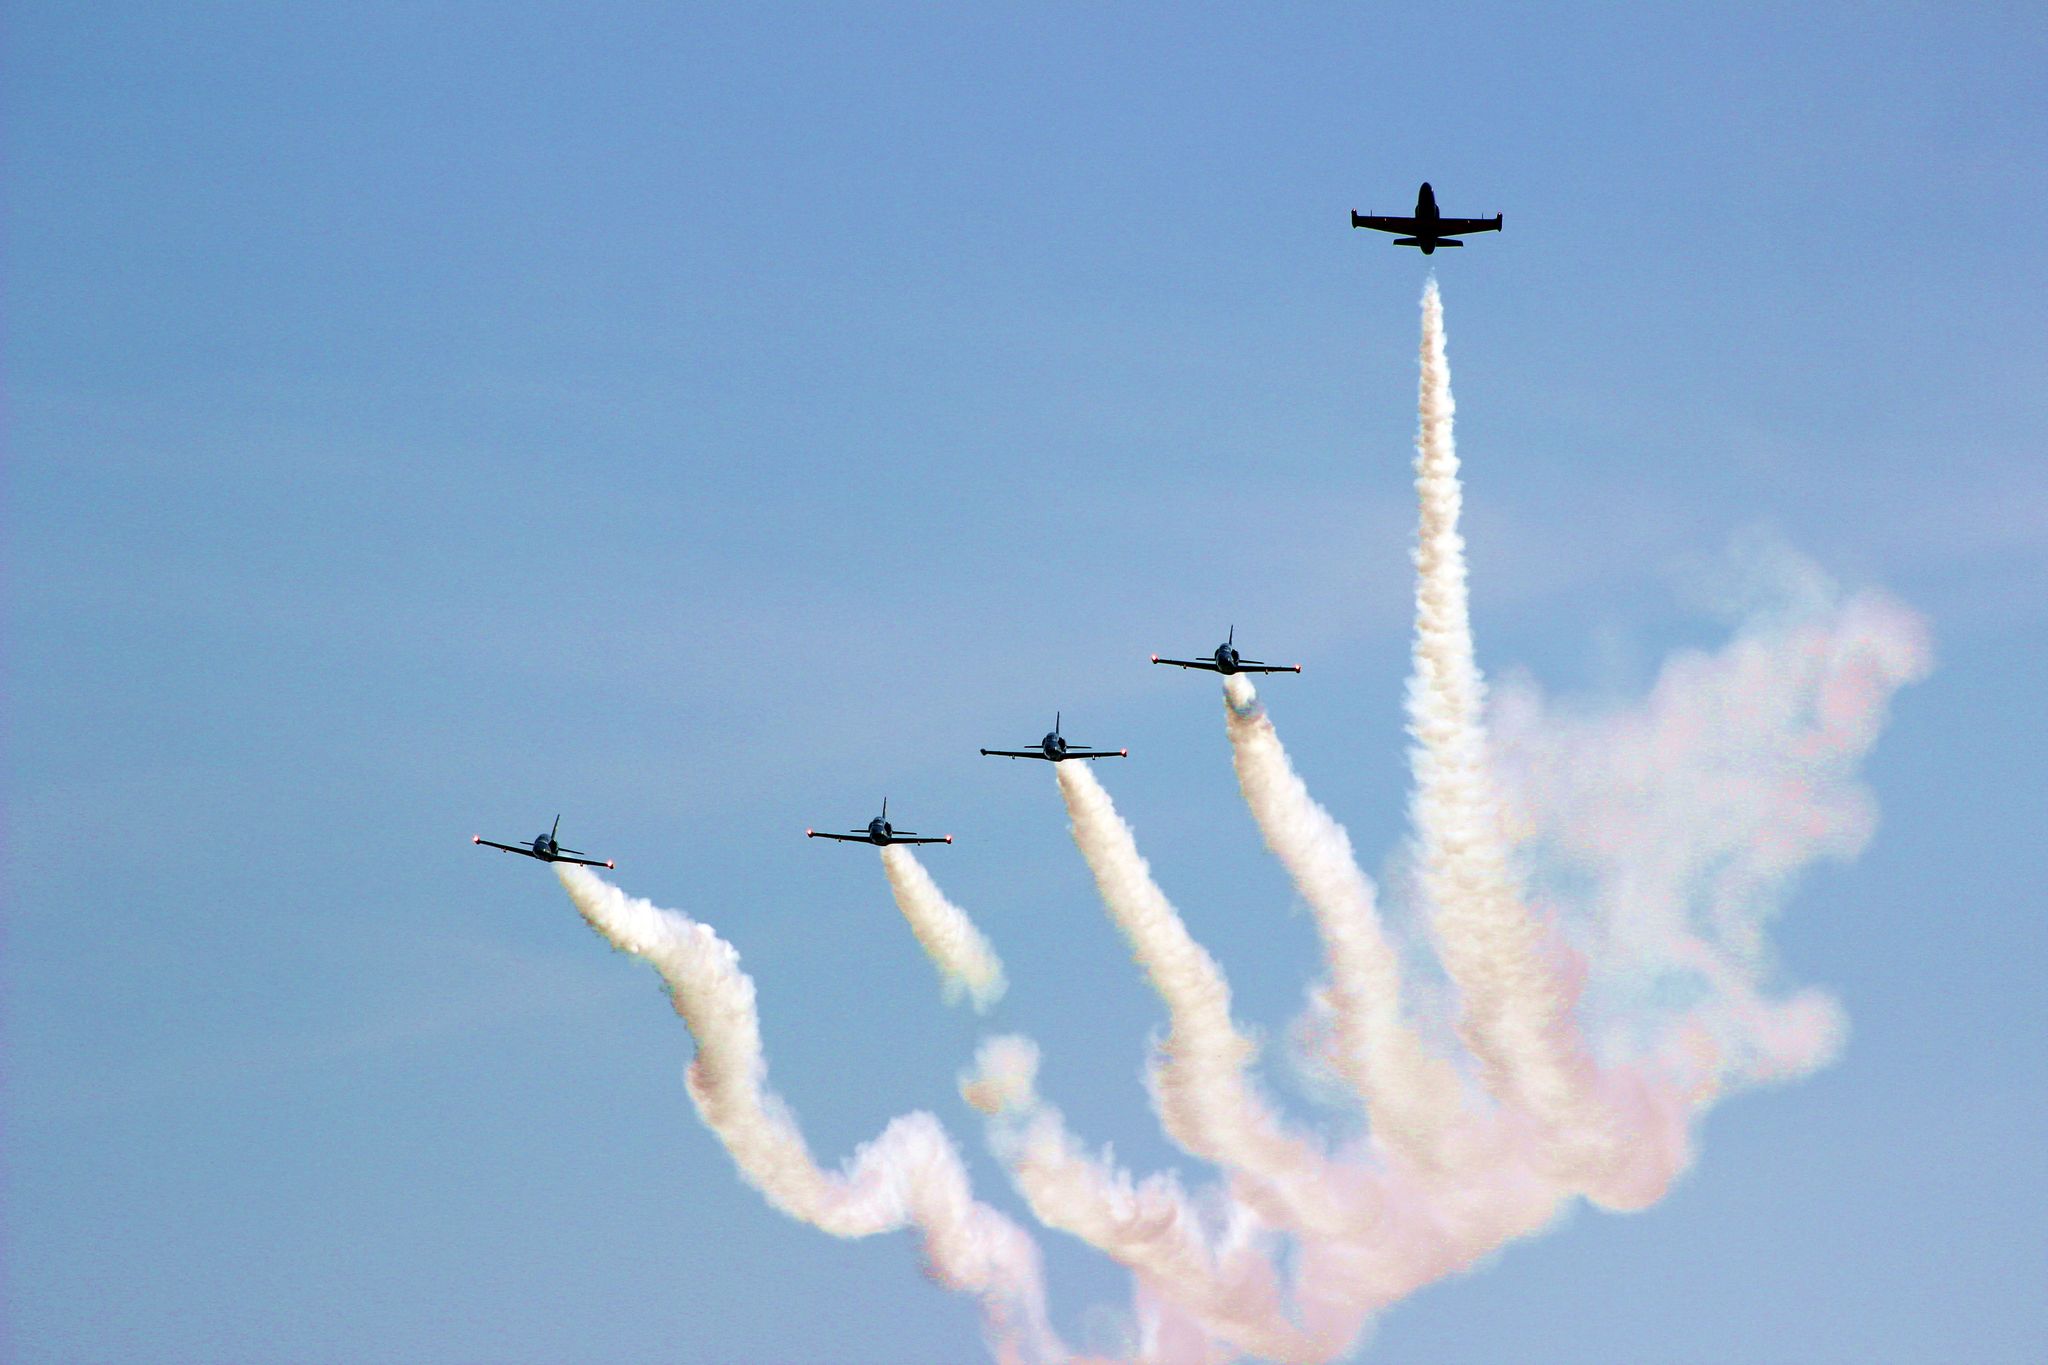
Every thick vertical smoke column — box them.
[1220,673,1462,1165]
[881,843,1008,1012]
[554,864,1063,1365]
[1408,281,1693,1208]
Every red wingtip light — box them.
[805,827,814,837]
[945,834,954,844]
[1150,653,1159,663]
[471,835,481,844]
[1120,748,1129,756]
[606,860,616,869]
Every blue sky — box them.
[7,4,2044,1361]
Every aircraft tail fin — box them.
[552,814,561,840]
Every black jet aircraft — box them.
[473,815,615,868]
[981,712,1127,763]
[807,798,953,847]
[1152,626,1301,677]
[1350,182,1501,254]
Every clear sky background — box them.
[7,4,2044,1362]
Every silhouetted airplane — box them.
[1152,626,1301,677]
[807,798,952,846]
[981,712,1127,762]
[1350,182,1501,254]
[473,815,615,868]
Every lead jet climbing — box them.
[807,798,952,847]
[473,815,615,868]
[981,712,1127,762]
[1350,182,1501,254]
[1151,626,1300,677]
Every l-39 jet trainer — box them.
[981,712,1127,763]
[1152,626,1301,677]
[807,798,952,847]
[1350,182,1501,254]
[473,815,615,868]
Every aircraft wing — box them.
[474,837,544,859]
[894,834,953,845]
[1351,212,1421,234]
[807,830,869,842]
[1235,661,1303,674]
[556,853,616,868]
[1151,656,1221,671]
[1064,748,1127,760]
[1435,216,1502,236]
[980,748,1050,760]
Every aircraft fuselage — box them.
[1352,181,1498,254]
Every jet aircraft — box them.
[1350,182,1501,254]
[473,815,615,868]
[981,712,1127,762]
[807,798,952,847]
[1152,626,1301,677]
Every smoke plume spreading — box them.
[558,283,1927,1361]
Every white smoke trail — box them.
[1219,673,1464,1166]
[1217,671,1592,1323]
[1054,760,1380,1249]
[1407,279,1692,1209]
[964,1035,1346,1365]
[554,864,1064,1365]
[881,843,1008,1012]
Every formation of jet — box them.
[475,187,1495,872]
[1351,182,1501,254]
[808,798,952,847]
[473,816,615,868]
[1152,626,1301,677]
[981,712,1127,763]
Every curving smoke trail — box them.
[1054,760,1378,1247]
[1220,673,1463,1167]
[881,843,1008,1012]
[964,1035,1345,1365]
[1218,673,1584,1312]
[553,864,1064,1365]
